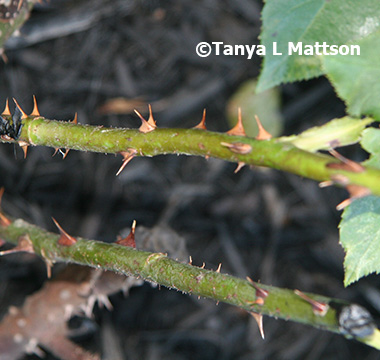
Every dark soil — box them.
[0,1,379,359]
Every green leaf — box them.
[339,196,380,286]
[257,0,380,92]
[226,79,283,138]
[323,29,380,121]
[278,117,372,152]
[361,128,380,169]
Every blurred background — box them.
[0,0,379,359]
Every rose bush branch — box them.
[1,102,379,202]
[0,214,379,349]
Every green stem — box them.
[3,115,380,195]
[0,215,379,349]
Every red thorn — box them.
[247,277,269,304]
[221,142,252,154]
[22,145,28,158]
[319,180,334,188]
[17,0,24,11]
[116,220,136,248]
[2,98,11,116]
[249,312,265,339]
[336,184,371,211]
[71,112,78,124]
[0,187,4,209]
[0,234,34,256]
[116,149,137,176]
[19,142,29,158]
[234,162,245,173]
[327,149,365,173]
[147,104,156,126]
[0,188,11,226]
[135,106,156,133]
[227,108,246,136]
[56,148,70,159]
[62,149,70,159]
[45,261,52,278]
[12,98,28,119]
[30,95,40,117]
[194,109,207,130]
[294,289,329,316]
[52,217,77,246]
[254,115,272,140]
[0,212,11,227]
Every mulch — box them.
[0,0,378,359]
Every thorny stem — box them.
[0,216,379,349]
[1,115,380,196]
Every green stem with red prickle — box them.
[2,115,380,197]
[0,215,379,349]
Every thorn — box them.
[0,234,34,256]
[18,141,29,158]
[116,220,136,248]
[30,95,40,116]
[227,108,246,136]
[254,115,272,140]
[12,98,28,119]
[61,149,70,159]
[246,277,269,304]
[201,262,205,269]
[250,312,265,339]
[221,142,252,154]
[294,289,329,316]
[189,255,193,265]
[2,99,11,116]
[330,174,350,186]
[135,106,156,133]
[56,148,70,159]
[0,187,4,210]
[0,212,11,227]
[319,180,334,188]
[194,109,207,130]
[336,184,371,211]
[52,217,77,246]
[147,104,156,126]
[21,145,28,158]
[116,149,137,176]
[234,162,245,173]
[327,149,365,173]
[216,263,222,273]
[46,261,52,278]
[71,112,78,124]
[17,0,24,11]
[40,248,53,278]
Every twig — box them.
[1,109,379,201]
[0,215,379,349]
